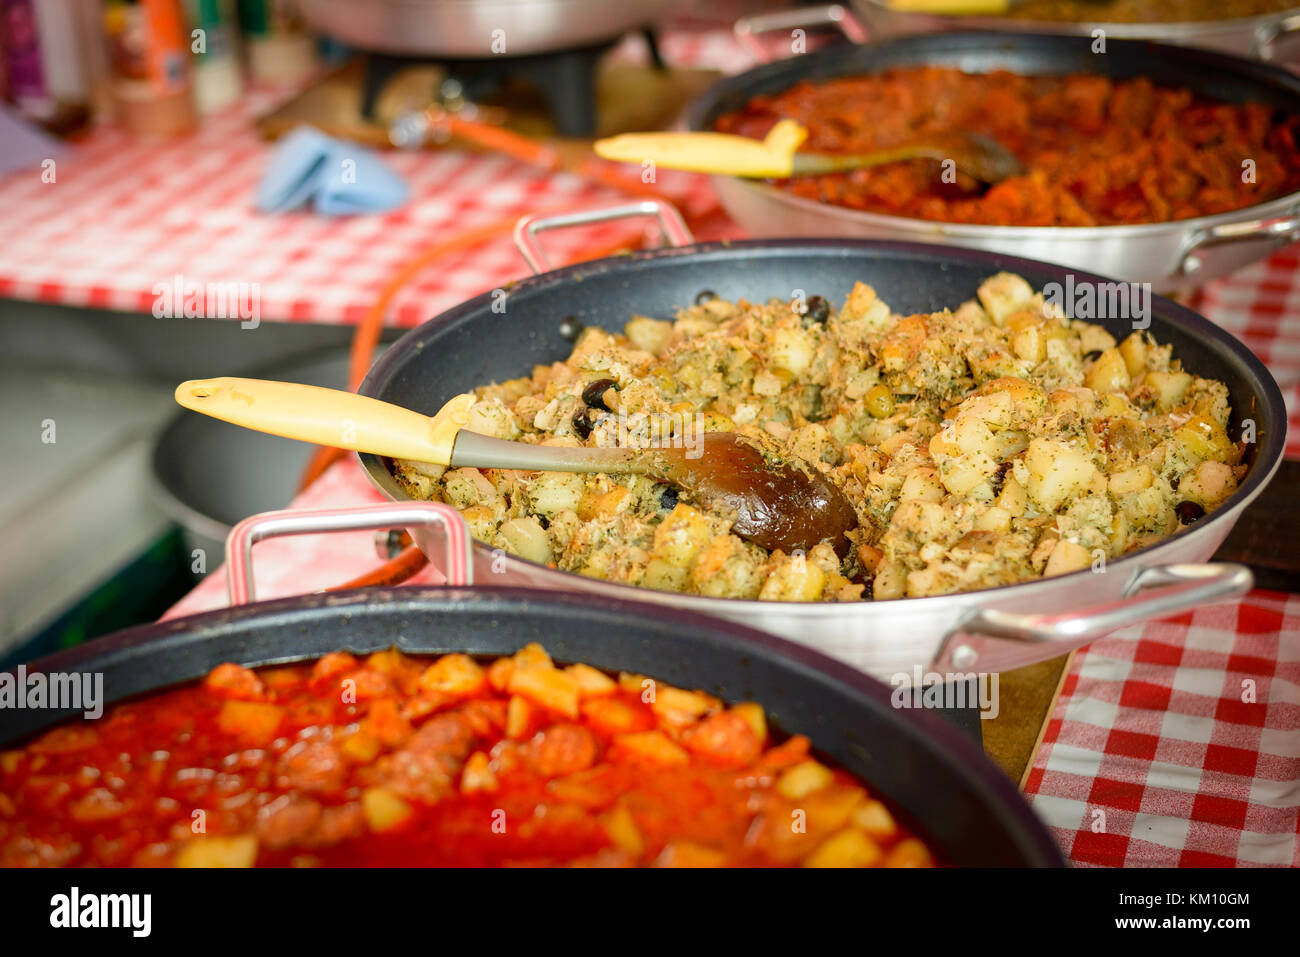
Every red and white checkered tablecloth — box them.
[3,23,1296,868]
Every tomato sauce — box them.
[0,645,933,868]
[714,66,1300,226]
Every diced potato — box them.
[578,485,634,522]
[805,829,882,868]
[1044,539,1092,577]
[853,800,898,838]
[977,272,1034,325]
[1025,438,1099,511]
[769,325,815,376]
[1177,460,1236,506]
[654,841,726,868]
[1108,464,1153,496]
[758,554,827,602]
[175,834,259,868]
[777,759,835,800]
[527,471,584,517]
[508,666,580,719]
[565,663,617,697]
[651,504,714,569]
[581,697,652,736]
[1118,332,1147,377]
[419,654,487,697]
[611,730,690,766]
[1077,323,1116,355]
[602,803,644,856]
[884,837,934,868]
[624,315,673,355]
[651,686,716,728]
[513,643,552,670]
[900,466,945,503]
[340,729,381,763]
[1145,370,1192,411]
[216,700,284,746]
[460,752,498,794]
[1083,347,1130,394]
[1174,413,1232,462]
[872,560,907,600]
[487,657,513,692]
[642,557,689,592]
[362,787,413,832]
[730,702,768,746]
[496,516,552,565]
[506,694,538,740]
[1012,323,1047,363]
[996,476,1028,517]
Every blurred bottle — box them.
[185,0,241,113]
[103,0,197,136]
[2,0,102,136]
[238,0,315,86]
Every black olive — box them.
[559,315,584,341]
[990,461,1011,495]
[694,289,717,305]
[805,295,831,323]
[1083,349,1103,363]
[582,377,619,411]
[656,485,679,511]
[572,407,596,439]
[1175,500,1205,524]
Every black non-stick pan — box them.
[1,585,1063,867]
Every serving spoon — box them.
[594,120,1025,185]
[175,377,858,555]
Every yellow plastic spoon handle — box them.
[883,0,1011,13]
[174,377,475,466]
[593,120,809,178]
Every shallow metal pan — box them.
[355,201,1283,680]
[689,12,1300,293]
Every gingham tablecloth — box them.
[4,24,1296,868]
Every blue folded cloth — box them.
[256,125,409,216]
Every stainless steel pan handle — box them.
[512,199,693,275]
[1178,211,1300,276]
[934,562,1253,670]
[225,502,474,605]
[1252,12,1300,61]
[734,3,868,64]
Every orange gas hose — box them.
[304,111,718,591]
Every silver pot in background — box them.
[296,0,681,57]
[849,0,1300,61]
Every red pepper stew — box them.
[714,66,1300,227]
[0,644,934,868]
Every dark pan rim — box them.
[5,584,1067,867]
[358,236,1286,609]
[684,29,1300,234]
[855,0,1300,34]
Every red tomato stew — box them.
[714,66,1300,227]
[0,645,934,867]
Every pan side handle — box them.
[1252,12,1300,60]
[1178,210,1300,278]
[511,199,693,275]
[933,563,1253,671]
[733,3,868,64]
[224,502,474,605]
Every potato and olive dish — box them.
[392,274,1245,602]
